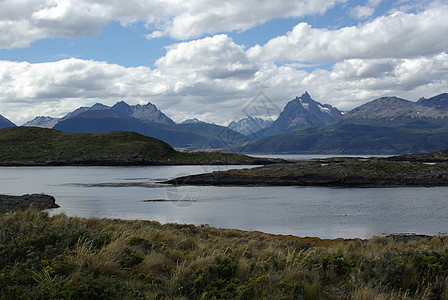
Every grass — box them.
[1,208,448,299]
[0,127,275,165]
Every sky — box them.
[0,0,447,125]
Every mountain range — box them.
[243,93,448,154]
[24,101,175,128]
[3,92,448,154]
[42,101,247,151]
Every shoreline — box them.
[0,197,438,242]
[0,200,438,244]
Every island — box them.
[163,151,448,187]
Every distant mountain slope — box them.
[228,117,273,137]
[343,93,448,121]
[112,101,175,124]
[0,114,15,129]
[264,92,342,137]
[23,116,59,128]
[417,93,448,111]
[53,108,248,151]
[242,123,448,155]
[343,97,416,119]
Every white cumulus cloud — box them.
[249,5,448,62]
[0,0,345,49]
[0,50,447,125]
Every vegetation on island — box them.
[1,208,448,299]
[0,127,278,166]
[165,156,448,187]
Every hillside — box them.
[242,122,448,155]
[0,127,274,166]
[3,208,447,299]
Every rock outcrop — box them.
[0,194,59,210]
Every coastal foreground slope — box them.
[1,208,447,299]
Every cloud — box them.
[249,5,448,62]
[350,0,383,19]
[350,5,375,19]
[0,0,345,49]
[155,0,345,40]
[0,1,447,125]
[1,49,447,125]
[155,35,258,80]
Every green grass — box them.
[1,208,448,299]
[0,127,271,165]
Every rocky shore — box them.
[0,194,59,210]
[163,158,448,187]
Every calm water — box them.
[1,165,447,239]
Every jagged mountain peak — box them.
[263,92,342,137]
[113,100,174,124]
[112,101,133,115]
[300,91,312,101]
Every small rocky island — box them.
[0,194,59,210]
[164,151,448,187]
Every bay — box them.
[0,165,447,239]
